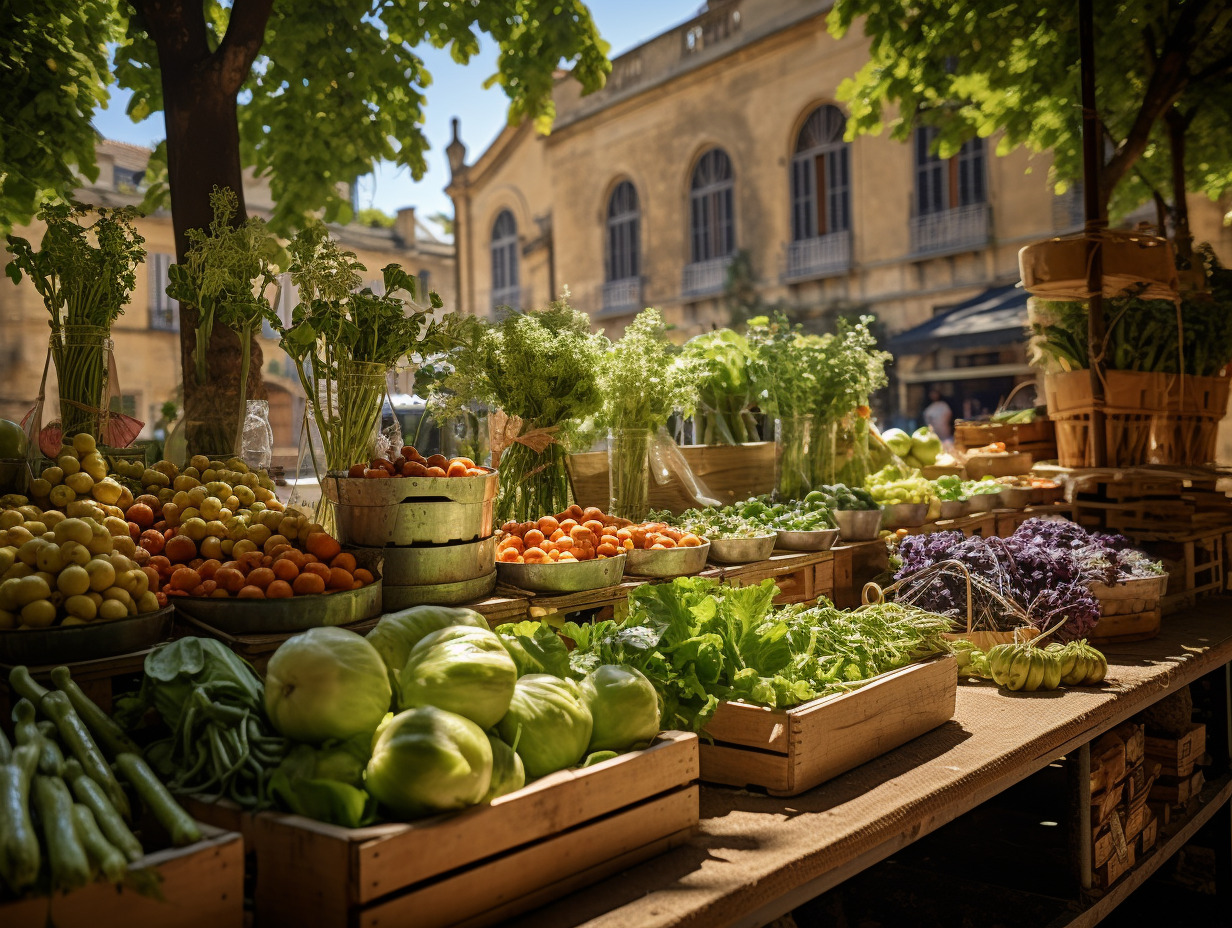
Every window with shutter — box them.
[790,105,850,240]
[606,181,640,283]
[148,254,179,331]
[689,149,735,263]
[490,210,520,312]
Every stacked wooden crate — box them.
[1146,722,1207,816]
[1089,722,1159,891]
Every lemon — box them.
[14,574,51,606]
[0,547,14,574]
[54,517,92,546]
[35,544,63,574]
[57,564,91,596]
[86,559,115,592]
[20,599,56,628]
[92,477,123,505]
[64,593,97,619]
[28,478,52,499]
[57,455,81,476]
[65,472,95,495]
[0,608,15,629]
[98,599,128,621]
[80,452,108,482]
[72,433,97,455]
[41,466,64,486]
[0,578,18,610]
[137,591,160,613]
[181,517,208,542]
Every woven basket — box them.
[1089,575,1168,617]
[1019,231,1179,302]
[1151,375,1230,465]
[1045,371,1169,467]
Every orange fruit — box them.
[292,572,326,595]
[266,580,293,599]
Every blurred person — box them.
[922,389,954,445]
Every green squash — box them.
[987,642,1064,692]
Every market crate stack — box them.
[1088,722,1159,892]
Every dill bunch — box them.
[746,313,817,421]
[599,308,702,431]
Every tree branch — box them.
[215,0,275,95]
[133,0,212,64]
[1190,51,1232,85]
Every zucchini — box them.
[72,803,129,883]
[64,759,143,863]
[51,666,140,759]
[0,744,40,893]
[38,690,131,822]
[33,775,91,893]
[115,753,202,847]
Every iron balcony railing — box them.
[784,230,852,281]
[681,255,733,297]
[601,278,642,315]
[910,203,991,256]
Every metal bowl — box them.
[323,470,498,505]
[881,502,929,528]
[835,509,883,542]
[707,534,777,564]
[625,542,711,578]
[496,554,626,593]
[351,536,495,586]
[335,499,494,547]
[173,581,383,635]
[775,528,840,552]
[382,572,498,610]
[0,605,175,666]
[998,486,1033,509]
[938,499,969,521]
[966,491,1002,512]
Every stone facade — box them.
[0,140,455,464]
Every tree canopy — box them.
[828,0,1232,220]
[2,0,611,235]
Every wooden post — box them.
[1079,0,1107,467]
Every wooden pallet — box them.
[698,655,957,796]
[0,648,152,719]
[1142,533,1225,613]
[1,825,243,928]
[248,732,699,928]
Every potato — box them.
[71,433,97,456]
[0,608,16,629]
[65,471,95,496]
[92,477,123,505]
[86,524,113,556]
[112,535,136,558]
[49,484,76,508]
[27,478,51,499]
[40,466,64,486]
[13,574,51,606]
[35,544,64,574]
[57,454,81,476]
[59,540,91,566]
[80,452,108,482]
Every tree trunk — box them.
[1165,106,1194,269]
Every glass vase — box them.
[836,412,872,487]
[241,400,274,472]
[810,418,838,488]
[607,428,652,522]
[494,418,571,524]
[50,325,113,443]
[318,360,389,474]
[775,415,813,501]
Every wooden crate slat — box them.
[693,742,793,792]
[362,786,699,928]
[2,827,243,928]
[703,700,792,753]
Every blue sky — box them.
[91,1,701,237]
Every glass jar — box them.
[775,415,813,501]
[242,400,274,471]
[319,360,389,473]
[494,418,571,524]
[607,428,653,521]
[50,325,113,442]
[811,418,838,488]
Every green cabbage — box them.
[495,620,570,676]
[269,736,376,828]
[483,734,525,802]
[399,625,517,728]
[367,606,489,699]
[365,707,492,818]
[581,665,661,752]
[265,627,391,744]
[496,674,593,779]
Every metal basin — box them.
[708,534,777,564]
[174,581,383,635]
[0,605,175,667]
[835,509,883,542]
[938,499,969,521]
[335,499,494,547]
[998,486,1033,509]
[322,470,498,505]
[351,536,495,586]
[496,554,626,593]
[774,528,840,552]
[882,502,929,528]
[966,491,1002,512]
[625,542,711,578]
[382,572,498,610]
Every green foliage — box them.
[806,315,892,423]
[5,201,146,333]
[0,0,122,231]
[356,208,396,229]
[600,308,702,431]
[828,0,1232,218]
[110,0,611,233]
[745,313,817,421]
[681,329,768,444]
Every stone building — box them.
[0,140,455,463]
[445,0,1231,426]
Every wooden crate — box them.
[700,550,836,606]
[1089,735,1126,795]
[1089,609,1161,646]
[835,538,890,609]
[906,512,996,539]
[1094,829,1136,891]
[1139,812,1160,854]
[1149,769,1205,805]
[698,655,957,796]
[1144,722,1205,778]
[1090,783,1124,826]
[566,442,777,514]
[0,648,152,719]
[1,825,243,928]
[251,732,699,928]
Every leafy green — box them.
[561,578,951,733]
[495,621,571,677]
[745,313,817,421]
[600,308,702,431]
[269,736,376,828]
[681,329,766,444]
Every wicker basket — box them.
[1150,374,1231,465]
[1045,370,1169,467]
[1089,575,1167,617]
[1019,231,1179,302]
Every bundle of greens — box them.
[561,577,951,732]
[681,329,767,444]
[745,313,816,421]
[417,299,609,522]
[281,222,440,475]
[166,187,284,456]
[6,202,146,440]
[599,309,702,519]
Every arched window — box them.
[914,128,986,216]
[689,149,735,264]
[606,181,640,283]
[791,105,850,241]
[490,210,519,311]
[417,269,431,297]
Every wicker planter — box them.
[1019,231,1179,302]
[1044,370,1170,467]
[1151,374,1231,465]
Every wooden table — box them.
[511,599,1232,928]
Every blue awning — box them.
[887,284,1029,355]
